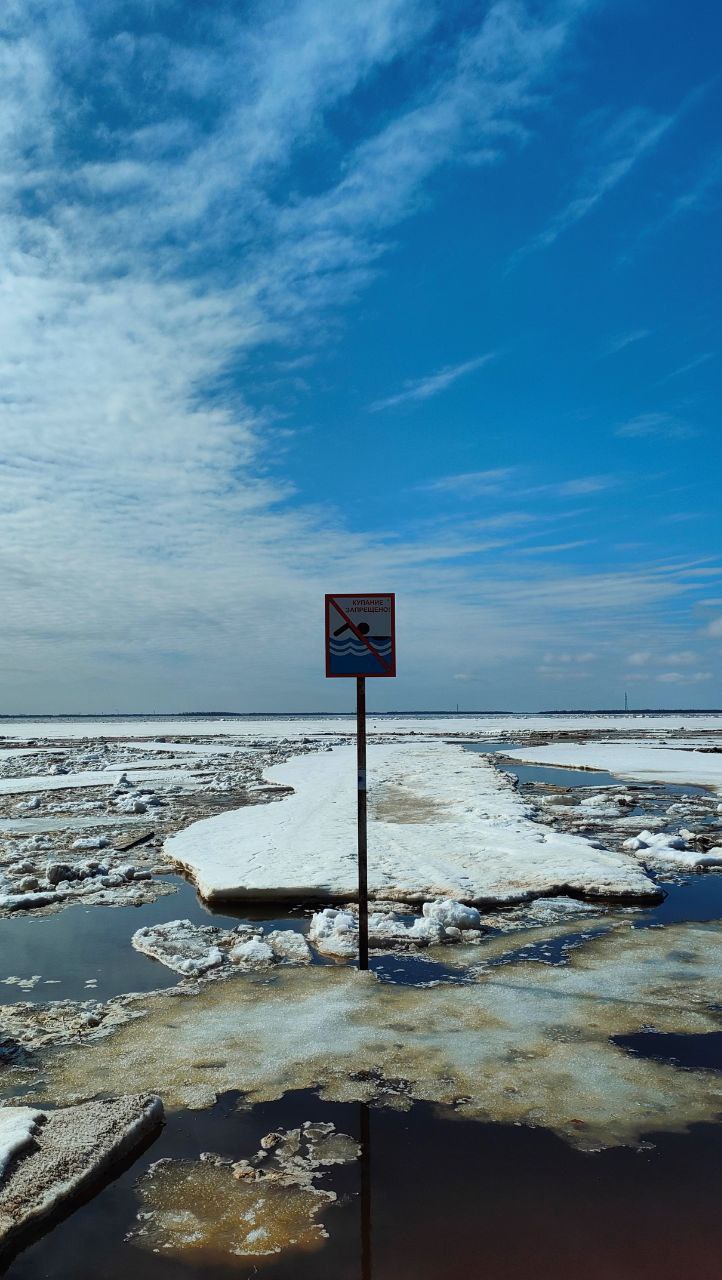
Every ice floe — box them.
[505,743,722,793]
[131,919,311,975]
[0,1095,163,1256]
[622,830,722,871]
[165,742,659,905]
[308,899,481,957]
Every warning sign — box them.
[325,594,396,678]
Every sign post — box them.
[325,594,396,971]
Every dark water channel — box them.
[463,741,710,795]
[0,879,310,1004]
[7,1089,722,1280]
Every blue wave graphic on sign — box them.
[329,636,392,655]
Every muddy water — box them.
[7,1089,722,1280]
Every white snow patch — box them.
[0,1108,42,1180]
[165,743,658,905]
[422,899,481,930]
[504,743,722,793]
[3,713,722,741]
[228,938,275,967]
[0,767,192,796]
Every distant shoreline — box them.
[1,709,722,721]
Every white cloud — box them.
[517,540,592,555]
[417,468,515,497]
[542,652,596,664]
[706,618,722,637]
[526,475,618,497]
[656,352,714,385]
[615,412,697,440]
[656,671,712,684]
[603,329,650,356]
[626,651,652,667]
[369,353,496,411]
[514,106,675,260]
[0,0,717,711]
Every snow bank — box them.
[0,1109,41,1181]
[504,743,722,793]
[165,742,658,905]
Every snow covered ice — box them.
[165,741,659,905]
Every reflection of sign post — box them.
[325,594,396,970]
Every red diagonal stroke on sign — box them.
[329,597,393,673]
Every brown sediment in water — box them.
[13,918,722,1149]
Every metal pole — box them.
[356,675,368,971]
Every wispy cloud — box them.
[417,468,515,497]
[623,151,722,259]
[513,106,675,261]
[526,474,619,497]
[656,670,711,684]
[369,352,496,412]
[517,540,593,555]
[603,328,651,356]
[627,651,652,667]
[655,352,714,385]
[615,412,697,440]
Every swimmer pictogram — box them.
[325,594,396,678]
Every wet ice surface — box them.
[7,1090,722,1280]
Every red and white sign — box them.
[325,594,396,678]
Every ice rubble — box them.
[165,742,658,905]
[0,1095,163,1254]
[308,899,482,958]
[622,830,722,870]
[131,919,311,975]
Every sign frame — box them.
[324,593,396,679]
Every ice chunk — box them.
[422,899,481,930]
[164,742,658,905]
[308,910,357,959]
[132,921,228,976]
[266,931,312,965]
[229,938,275,967]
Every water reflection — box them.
[7,1091,722,1280]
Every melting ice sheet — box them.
[17,917,722,1150]
[164,741,658,904]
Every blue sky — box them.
[0,0,720,712]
